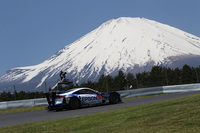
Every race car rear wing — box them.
[45,76,73,105]
[51,79,73,91]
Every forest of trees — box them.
[0,64,200,102]
[77,64,200,92]
[0,91,44,102]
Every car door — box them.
[75,89,100,105]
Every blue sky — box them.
[0,0,200,76]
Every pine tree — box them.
[105,75,114,91]
[150,66,164,86]
[136,71,150,88]
[182,64,192,84]
[114,70,126,90]
[126,73,136,89]
[97,74,107,92]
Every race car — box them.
[45,88,122,110]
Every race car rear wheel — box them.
[109,93,119,104]
[69,97,80,109]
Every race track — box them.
[0,91,200,127]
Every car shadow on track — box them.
[47,102,124,113]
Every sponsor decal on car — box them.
[81,96,98,101]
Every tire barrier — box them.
[1,83,200,110]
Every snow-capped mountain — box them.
[1,17,200,91]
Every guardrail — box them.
[163,83,200,93]
[0,98,47,110]
[1,83,200,110]
[119,86,163,98]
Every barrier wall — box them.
[163,84,200,93]
[0,98,47,110]
[118,86,163,98]
[1,83,200,110]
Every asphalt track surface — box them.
[1,91,200,127]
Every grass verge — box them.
[0,93,200,133]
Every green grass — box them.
[1,93,200,133]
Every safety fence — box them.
[1,83,200,110]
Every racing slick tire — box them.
[109,92,119,104]
[69,97,80,109]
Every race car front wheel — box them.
[69,97,80,109]
[109,93,119,104]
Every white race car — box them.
[45,88,122,110]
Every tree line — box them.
[0,64,200,102]
[0,91,44,102]
[73,64,200,92]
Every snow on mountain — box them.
[1,17,200,91]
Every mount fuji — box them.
[1,17,200,91]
